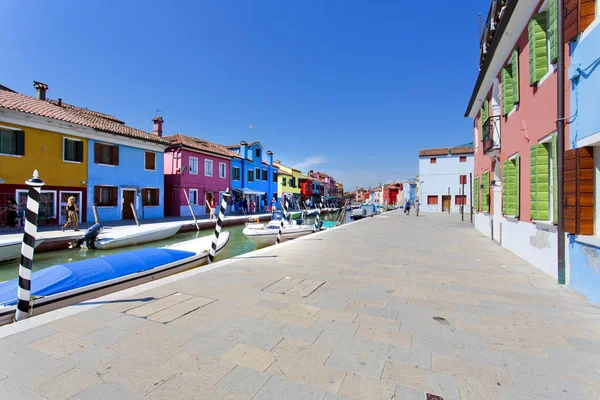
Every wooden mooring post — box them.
[130,203,140,226]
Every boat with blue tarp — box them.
[0,231,230,324]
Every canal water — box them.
[0,210,352,282]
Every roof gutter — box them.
[464,0,520,117]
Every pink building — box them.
[466,0,570,278]
[163,134,237,217]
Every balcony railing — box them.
[482,115,501,154]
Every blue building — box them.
[87,117,169,222]
[566,12,600,304]
[226,141,278,213]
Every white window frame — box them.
[255,168,260,181]
[219,162,226,179]
[205,159,213,177]
[262,169,267,181]
[16,189,57,219]
[0,124,24,158]
[248,169,254,182]
[142,187,160,207]
[96,142,118,167]
[536,0,557,87]
[94,185,118,208]
[189,189,199,205]
[189,157,198,175]
[62,137,83,164]
[144,151,156,171]
[233,166,241,181]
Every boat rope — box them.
[15,170,45,322]
[208,188,230,263]
[276,197,289,244]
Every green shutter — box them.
[528,13,548,85]
[512,48,520,104]
[473,177,479,211]
[530,144,550,220]
[514,155,521,217]
[502,66,514,116]
[482,171,490,212]
[502,157,519,216]
[552,132,558,223]
[481,101,489,123]
[549,0,558,63]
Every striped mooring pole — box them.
[208,188,230,263]
[15,170,45,321]
[276,197,289,244]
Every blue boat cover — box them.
[0,248,195,307]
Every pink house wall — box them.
[474,7,570,222]
[163,148,231,216]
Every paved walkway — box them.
[0,211,599,399]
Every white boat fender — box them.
[69,223,103,249]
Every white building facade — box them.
[418,146,474,213]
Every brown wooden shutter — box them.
[94,186,100,204]
[94,142,100,163]
[111,187,118,206]
[112,146,119,166]
[564,147,594,235]
[564,0,597,42]
[142,189,148,205]
[145,152,155,170]
[154,189,159,206]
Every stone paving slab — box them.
[1,212,600,399]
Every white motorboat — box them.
[242,211,316,245]
[0,237,45,264]
[0,231,230,325]
[92,222,182,250]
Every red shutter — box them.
[564,147,594,235]
[94,143,100,163]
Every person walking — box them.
[405,199,411,216]
[414,199,420,216]
[62,196,79,232]
[208,197,216,220]
[2,198,20,231]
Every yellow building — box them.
[273,160,301,206]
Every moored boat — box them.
[243,211,315,245]
[0,231,230,325]
[0,237,45,264]
[71,222,183,250]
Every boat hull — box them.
[94,223,182,250]
[0,239,45,263]
[0,232,229,325]
[242,226,315,245]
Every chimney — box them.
[152,116,164,137]
[240,141,248,159]
[267,150,273,166]
[57,98,62,107]
[275,159,281,164]
[33,81,48,101]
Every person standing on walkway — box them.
[243,198,248,214]
[405,199,411,215]
[250,198,256,214]
[62,196,79,232]
[414,199,420,216]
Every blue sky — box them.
[1,0,488,190]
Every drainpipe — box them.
[556,0,566,284]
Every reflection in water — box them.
[0,211,351,282]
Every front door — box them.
[59,191,82,225]
[441,195,451,212]
[122,190,135,219]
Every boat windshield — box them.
[271,211,284,221]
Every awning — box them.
[241,188,265,195]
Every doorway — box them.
[122,189,136,219]
[59,191,82,225]
[205,191,214,214]
[442,195,451,212]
